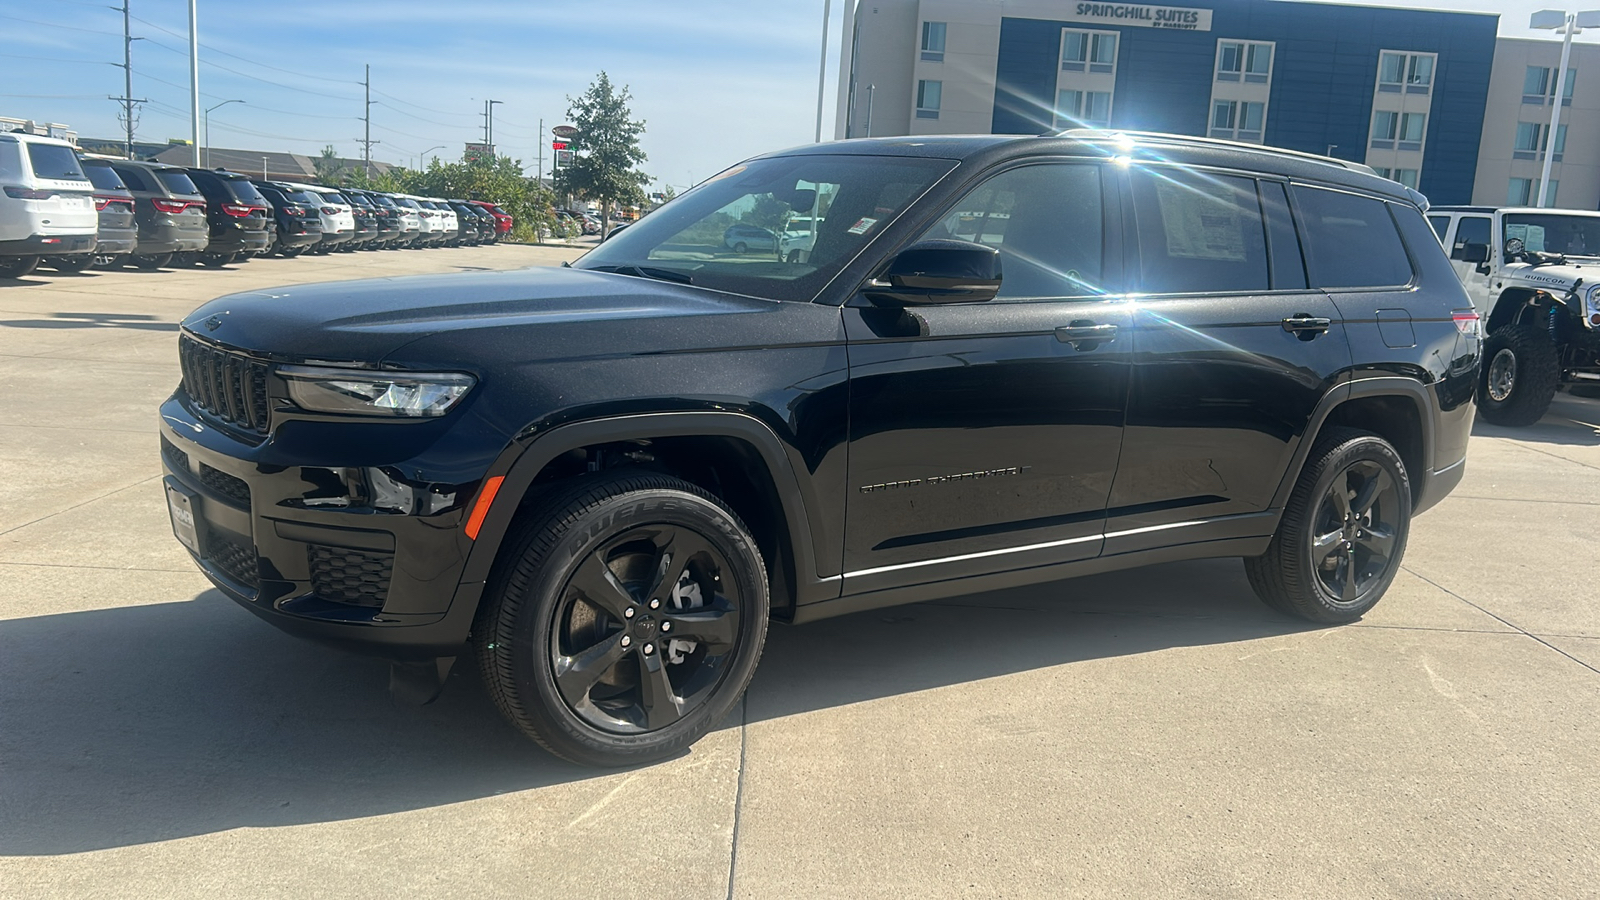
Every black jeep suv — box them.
[160,132,1479,766]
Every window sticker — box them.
[1154,180,1247,262]
[847,216,878,235]
[1505,223,1546,252]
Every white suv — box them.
[286,182,354,253]
[0,132,98,278]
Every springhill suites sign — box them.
[1067,2,1213,30]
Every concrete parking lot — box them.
[2,247,1598,898]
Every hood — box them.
[1500,260,1600,294]
[180,265,782,364]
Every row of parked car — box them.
[0,131,514,278]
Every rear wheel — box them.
[1477,320,1559,427]
[0,255,40,279]
[1244,428,1411,623]
[474,472,769,767]
[733,241,748,254]
[200,252,234,268]
[47,255,95,274]
[132,253,172,270]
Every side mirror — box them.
[1455,242,1489,264]
[863,239,1002,305]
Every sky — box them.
[1,0,1596,191]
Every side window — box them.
[0,141,21,182]
[1131,168,1269,294]
[918,164,1104,299]
[1293,186,1413,289]
[1427,215,1450,243]
[1451,216,1491,260]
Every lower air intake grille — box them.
[308,545,393,608]
[204,529,259,589]
[198,463,251,509]
[160,434,190,472]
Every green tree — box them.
[556,72,649,237]
[313,145,343,184]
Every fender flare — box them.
[1269,377,1438,510]
[456,411,838,607]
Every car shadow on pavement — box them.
[1473,393,1600,447]
[0,312,179,331]
[0,558,1313,855]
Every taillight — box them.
[151,197,192,213]
[1452,310,1481,336]
[4,186,56,200]
[282,206,302,216]
[322,207,337,215]
[222,202,255,217]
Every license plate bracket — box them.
[165,480,202,555]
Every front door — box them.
[1445,214,1494,310]
[1106,168,1352,554]
[842,161,1130,595]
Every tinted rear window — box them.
[1132,168,1269,294]
[26,143,87,180]
[372,194,397,208]
[82,163,127,191]
[1293,186,1413,289]
[155,170,200,195]
[346,193,373,207]
[110,165,149,191]
[219,177,265,204]
[320,192,348,204]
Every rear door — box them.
[1105,167,1351,554]
[842,161,1131,594]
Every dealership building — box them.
[834,0,1600,208]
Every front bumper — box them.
[0,233,96,257]
[158,390,498,659]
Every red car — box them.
[469,200,512,241]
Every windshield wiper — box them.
[591,264,694,285]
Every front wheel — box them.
[474,472,770,767]
[1477,320,1559,427]
[1244,428,1411,623]
[0,255,40,279]
[733,242,747,254]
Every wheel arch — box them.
[1486,287,1546,334]
[1271,378,1436,513]
[458,411,836,619]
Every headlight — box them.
[1586,285,1600,328]
[279,365,476,417]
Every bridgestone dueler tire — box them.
[1478,320,1559,427]
[1243,427,1411,624]
[473,472,769,767]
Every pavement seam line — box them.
[0,474,159,539]
[1496,439,1600,472]
[1447,495,1600,506]
[725,692,750,900]
[1403,565,1600,677]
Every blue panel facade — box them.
[991,0,1497,203]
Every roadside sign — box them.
[551,125,578,138]
[555,149,574,166]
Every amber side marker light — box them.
[464,476,505,540]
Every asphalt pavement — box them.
[1,246,1597,898]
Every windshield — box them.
[26,143,87,180]
[82,163,127,191]
[1503,214,1600,258]
[155,169,200,195]
[575,154,956,302]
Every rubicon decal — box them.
[860,466,1032,493]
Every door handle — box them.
[1281,315,1332,340]
[1055,322,1118,349]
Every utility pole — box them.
[356,64,379,177]
[481,99,502,154]
[187,0,200,166]
[536,117,544,188]
[110,0,147,159]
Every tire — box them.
[281,245,303,259]
[172,251,199,267]
[200,252,234,268]
[1244,427,1411,624]
[132,253,172,270]
[473,471,770,767]
[733,242,747,254]
[1478,320,1559,427]
[0,255,40,279]
[47,255,95,274]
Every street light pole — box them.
[188,0,200,166]
[1531,9,1600,206]
[420,145,444,169]
[487,99,503,153]
[815,0,832,142]
[204,99,243,169]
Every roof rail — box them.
[1056,129,1379,176]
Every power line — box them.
[139,37,361,101]
[0,14,120,37]
[369,88,476,118]
[127,12,362,86]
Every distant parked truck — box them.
[1428,206,1600,425]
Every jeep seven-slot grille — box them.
[307,545,393,607]
[178,334,271,434]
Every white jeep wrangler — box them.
[1429,206,1600,425]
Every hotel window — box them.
[1379,51,1436,93]
[1514,122,1567,157]
[1399,112,1426,147]
[1524,66,1577,104]
[916,80,942,119]
[921,21,946,61]
[1210,99,1265,141]
[1062,30,1117,72]
[1509,177,1557,206]
[1056,89,1112,128]
[1217,40,1272,82]
[1371,110,1399,146]
[1394,168,1419,190]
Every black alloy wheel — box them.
[475,471,769,766]
[1245,427,1411,623]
